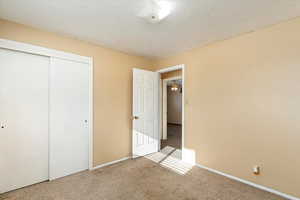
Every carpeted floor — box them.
[161,124,182,150]
[1,154,287,200]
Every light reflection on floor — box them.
[144,146,193,175]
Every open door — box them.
[132,68,159,157]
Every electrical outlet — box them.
[253,165,260,175]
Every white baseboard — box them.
[196,163,299,200]
[91,157,130,170]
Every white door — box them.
[49,58,90,180]
[132,68,159,157]
[0,48,49,193]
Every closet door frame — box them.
[0,38,94,170]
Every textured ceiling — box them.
[1,0,300,58]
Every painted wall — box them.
[153,17,300,198]
[0,19,153,167]
[167,86,182,124]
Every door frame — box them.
[0,38,94,170]
[156,64,185,156]
[161,76,182,140]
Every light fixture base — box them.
[138,0,173,24]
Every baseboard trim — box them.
[91,157,130,170]
[196,163,299,200]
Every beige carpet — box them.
[1,155,287,200]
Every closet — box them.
[0,40,92,193]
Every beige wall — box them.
[0,19,153,167]
[167,86,182,124]
[153,17,300,197]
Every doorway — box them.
[157,65,185,160]
[161,76,182,150]
[132,64,186,162]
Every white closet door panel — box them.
[0,48,49,193]
[49,58,89,180]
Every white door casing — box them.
[132,68,159,157]
[0,48,49,193]
[162,79,168,140]
[49,57,90,180]
[156,65,195,164]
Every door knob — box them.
[133,116,139,120]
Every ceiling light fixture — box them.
[138,0,174,24]
[171,81,179,92]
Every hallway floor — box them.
[161,124,182,150]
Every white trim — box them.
[157,65,183,73]
[92,157,130,170]
[157,64,185,159]
[182,65,185,161]
[88,59,94,170]
[0,38,94,172]
[0,39,91,64]
[159,77,163,145]
[196,163,300,200]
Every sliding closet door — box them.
[49,58,90,180]
[0,48,49,193]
